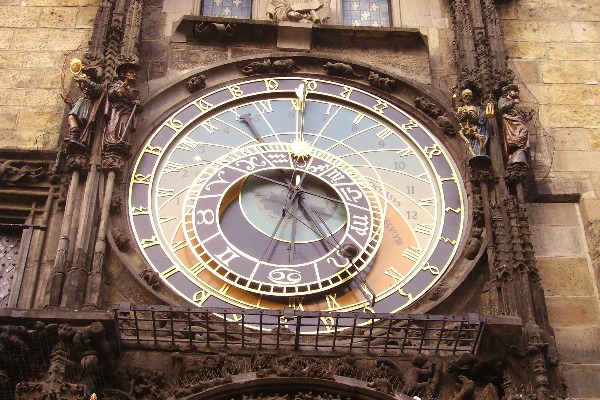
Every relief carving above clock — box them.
[127,76,467,329]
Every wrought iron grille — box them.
[114,303,483,355]
[0,227,21,308]
[0,222,46,308]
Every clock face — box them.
[129,76,466,320]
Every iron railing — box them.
[113,303,483,355]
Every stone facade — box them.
[497,1,600,396]
[1,0,600,398]
[0,0,98,149]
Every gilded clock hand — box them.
[290,84,313,159]
[294,83,307,143]
[297,198,376,305]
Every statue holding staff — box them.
[103,63,142,147]
[497,84,535,159]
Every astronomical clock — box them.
[126,73,468,327]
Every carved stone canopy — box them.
[173,376,407,400]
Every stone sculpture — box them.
[497,84,535,161]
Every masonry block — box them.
[75,6,97,28]
[527,84,595,105]
[515,0,600,22]
[38,7,78,28]
[546,128,591,151]
[0,6,41,28]
[505,41,547,59]
[11,29,91,51]
[528,203,579,226]
[554,326,600,363]
[547,43,600,61]
[540,61,597,84]
[572,21,600,42]
[561,364,600,398]
[503,21,573,42]
[553,150,600,172]
[536,257,594,296]
[530,225,586,257]
[545,296,600,326]
[539,105,600,128]
[534,177,594,201]
[510,60,541,83]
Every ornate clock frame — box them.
[0,0,567,397]
[109,55,482,318]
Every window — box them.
[342,0,391,27]
[202,0,253,18]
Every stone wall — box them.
[498,0,600,202]
[499,0,600,397]
[0,0,97,150]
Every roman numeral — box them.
[402,246,422,262]
[163,161,185,173]
[177,137,201,151]
[289,297,305,311]
[376,127,393,141]
[352,113,365,126]
[257,100,273,113]
[171,240,187,251]
[157,188,175,198]
[326,293,341,310]
[201,120,219,134]
[384,267,404,284]
[415,224,434,235]
[189,262,206,275]
[160,265,179,279]
[418,198,435,207]
[396,148,414,157]
[140,236,159,248]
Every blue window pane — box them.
[342,0,390,27]
[202,0,252,18]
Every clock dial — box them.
[182,143,384,297]
[129,77,466,323]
